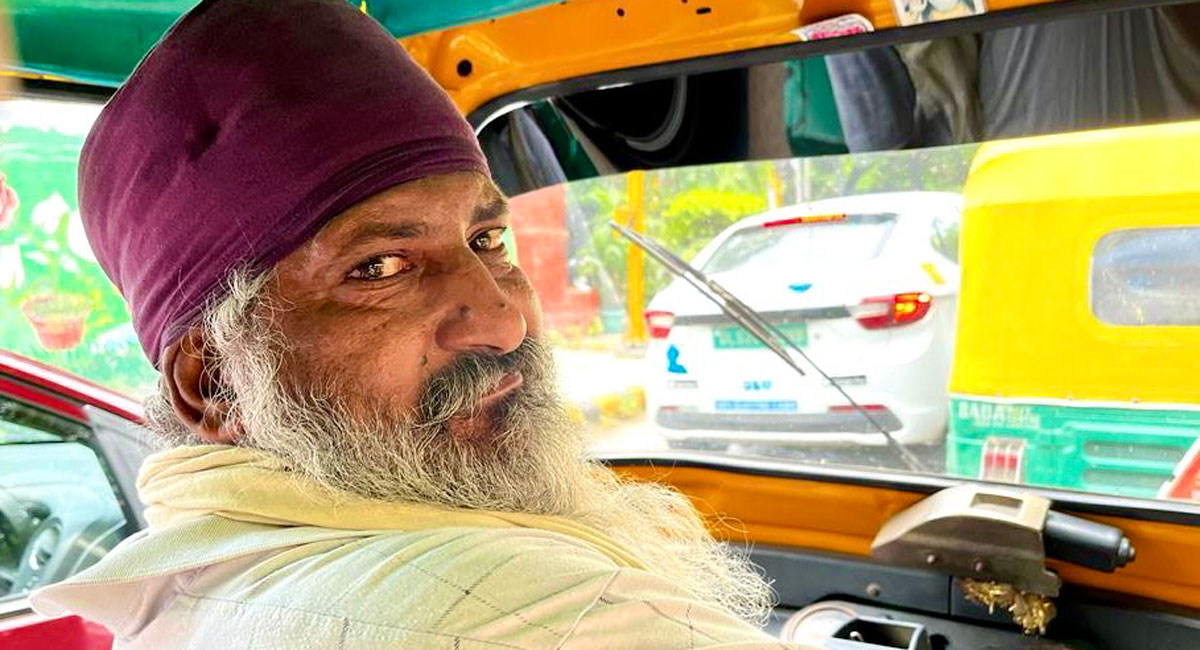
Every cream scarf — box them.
[137,444,645,569]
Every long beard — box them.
[212,317,772,624]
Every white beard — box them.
[194,273,773,625]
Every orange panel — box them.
[614,463,1200,609]
[402,0,1077,116]
[403,0,802,115]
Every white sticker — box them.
[793,14,874,42]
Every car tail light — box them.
[644,310,675,339]
[762,213,846,228]
[852,292,933,329]
[979,437,1027,483]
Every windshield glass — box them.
[3,5,1200,507]
[701,215,897,275]
[1092,227,1200,326]
[530,151,973,472]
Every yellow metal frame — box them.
[950,121,1200,405]
[624,170,648,345]
[401,0,1063,117]
[615,462,1200,610]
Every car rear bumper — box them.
[655,408,902,434]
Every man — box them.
[31,1,801,648]
[828,5,1200,152]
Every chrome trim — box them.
[0,597,33,621]
[674,307,849,326]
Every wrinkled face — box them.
[268,171,541,442]
[173,172,771,624]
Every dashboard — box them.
[752,546,1200,649]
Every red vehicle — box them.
[0,351,147,650]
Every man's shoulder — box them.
[186,525,623,641]
[200,524,622,593]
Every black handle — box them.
[1043,511,1136,572]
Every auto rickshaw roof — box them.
[966,120,1200,210]
[3,0,556,86]
[5,0,1163,120]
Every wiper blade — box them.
[611,220,926,473]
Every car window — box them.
[1092,227,1200,326]
[929,214,960,264]
[701,214,897,275]
[0,418,60,444]
[0,396,130,602]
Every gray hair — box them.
[142,268,272,447]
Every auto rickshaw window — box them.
[1091,227,1200,326]
[485,6,1200,502]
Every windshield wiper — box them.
[611,221,926,473]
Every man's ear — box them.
[160,327,242,444]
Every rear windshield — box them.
[701,214,897,275]
[1092,227,1200,326]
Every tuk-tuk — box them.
[4,0,1200,649]
[947,121,1200,497]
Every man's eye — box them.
[347,255,412,281]
[470,227,507,253]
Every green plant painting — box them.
[1,104,158,398]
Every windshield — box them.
[3,6,1200,508]
[701,215,897,275]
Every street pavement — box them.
[553,346,947,472]
[553,347,645,404]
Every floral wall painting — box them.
[1,100,158,397]
[0,173,17,229]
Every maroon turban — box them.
[80,0,490,367]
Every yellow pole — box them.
[625,170,646,344]
[768,162,784,208]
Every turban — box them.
[80,0,490,367]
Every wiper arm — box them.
[611,221,926,473]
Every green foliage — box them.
[568,161,774,308]
[804,144,978,200]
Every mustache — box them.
[416,338,553,425]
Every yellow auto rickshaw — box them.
[948,121,1200,497]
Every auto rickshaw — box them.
[947,121,1200,497]
[3,0,1200,648]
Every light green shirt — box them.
[33,516,803,649]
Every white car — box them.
[642,192,962,447]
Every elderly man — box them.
[31,1,801,648]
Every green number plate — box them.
[712,322,808,349]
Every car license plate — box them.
[715,400,798,412]
[712,322,808,349]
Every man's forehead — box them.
[316,173,508,247]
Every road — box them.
[554,346,947,472]
[554,347,645,404]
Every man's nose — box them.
[432,253,526,355]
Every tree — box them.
[568,161,772,306]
